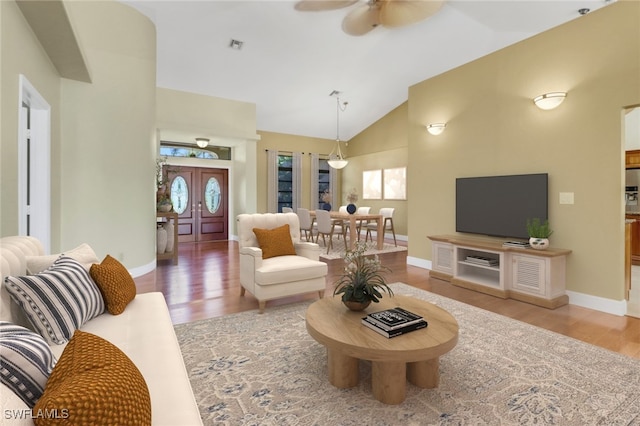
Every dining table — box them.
[311,210,384,250]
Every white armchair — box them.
[237,213,328,313]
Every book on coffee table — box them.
[361,317,428,338]
[364,307,424,330]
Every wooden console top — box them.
[428,235,572,257]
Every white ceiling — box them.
[121,0,614,142]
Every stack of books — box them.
[361,307,428,338]
[502,241,530,249]
[465,255,499,266]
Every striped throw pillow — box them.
[0,321,56,407]
[4,256,105,345]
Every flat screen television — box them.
[456,173,548,240]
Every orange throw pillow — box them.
[253,224,296,259]
[90,255,137,315]
[34,330,151,426]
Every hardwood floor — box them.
[135,240,640,360]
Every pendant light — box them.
[327,94,349,169]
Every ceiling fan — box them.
[294,0,446,36]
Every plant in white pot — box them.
[526,218,553,250]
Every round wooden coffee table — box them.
[305,294,458,405]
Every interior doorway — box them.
[18,75,51,253]
[168,167,229,242]
[624,106,640,318]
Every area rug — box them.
[174,283,640,425]
[317,237,407,260]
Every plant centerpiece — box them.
[526,218,553,250]
[345,188,358,214]
[333,241,393,311]
[321,189,332,211]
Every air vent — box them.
[229,39,244,50]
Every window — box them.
[159,141,231,160]
[277,154,293,212]
[317,159,331,209]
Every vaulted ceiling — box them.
[122,0,614,141]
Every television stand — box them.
[428,235,571,309]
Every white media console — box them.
[428,235,572,309]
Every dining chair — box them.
[314,209,336,254]
[365,207,397,246]
[282,207,294,213]
[335,206,348,241]
[355,206,371,241]
[296,208,314,241]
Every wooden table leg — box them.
[376,216,384,250]
[407,357,439,388]
[327,348,358,388]
[348,216,357,250]
[372,361,406,404]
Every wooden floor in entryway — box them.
[134,239,640,360]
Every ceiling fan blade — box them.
[342,4,380,36]
[294,0,358,12]
[379,0,445,28]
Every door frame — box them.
[18,75,51,253]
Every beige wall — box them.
[256,131,338,213]
[344,103,409,236]
[156,87,261,235]
[59,1,156,269]
[1,1,61,241]
[406,1,640,301]
[157,88,259,141]
[1,1,157,272]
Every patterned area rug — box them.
[317,237,407,260]
[174,283,640,425]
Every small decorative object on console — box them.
[526,217,553,250]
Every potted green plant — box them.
[526,218,553,250]
[333,241,393,311]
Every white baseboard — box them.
[564,290,627,316]
[130,259,156,278]
[407,256,431,269]
[407,257,628,317]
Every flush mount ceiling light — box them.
[195,137,209,148]
[426,123,446,136]
[327,91,349,170]
[533,92,567,110]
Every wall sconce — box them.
[195,137,209,148]
[426,123,446,136]
[533,92,567,110]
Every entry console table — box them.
[428,235,571,309]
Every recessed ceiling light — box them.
[229,39,244,50]
[578,8,590,15]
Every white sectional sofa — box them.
[0,236,202,425]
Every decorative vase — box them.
[157,226,167,254]
[163,221,174,253]
[529,237,549,250]
[342,299,371,311]
[346,203,357,214]
[158,202,172,213]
